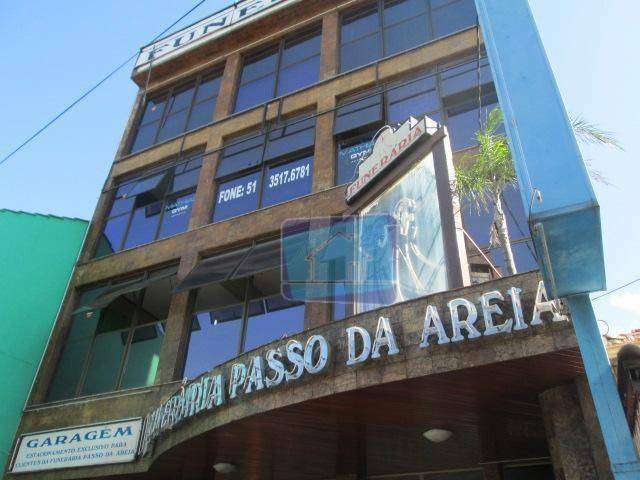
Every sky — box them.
[1,0,638,335]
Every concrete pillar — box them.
[189,147,222,229]
[155,253,198,384]
[540,382,601,479]
[215,53,242,121]
[320,11,339,80]
[576,376,615,480]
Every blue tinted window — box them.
[383,0,427,25]
[123,203,162,249]
[334,90,383,135]
[101,215,129,253]
[158,192,196,239]
[262,156,313,207]
[99,155,201,257]
[234,75,277,113]
[340,33,381,72]
[337,137,374,185]
[244,296,305,352]
[213,171,261,222]
[235,30,320,112]
[184,309,243,378]
[131,72,220,153]
[383,15,429,56]
[431,0,477,38]
[277,56,320,97]
[342,5,379,43]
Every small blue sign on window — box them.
[337,139,373,185]
[262,156,313,207]
[213,171,260,222]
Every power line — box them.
[0,0,210,168]
[592,277,640,301]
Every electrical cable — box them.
[592,277,640,301]
[0,0,210,168]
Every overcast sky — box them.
[1,0,638,335]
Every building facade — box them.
[5,1,619,479]
[0,210,87,472]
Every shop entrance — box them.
[137,351,581,480]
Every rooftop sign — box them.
[135,0,300,71]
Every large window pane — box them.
[157,109,189,143]
[123,202,162,249]
[195,76,221,102]
[431,0,477,38]
[445,97,498,150]
[131,122,159,152]
[383,15,429,56]
[81,303,134,395]
[101,215,129,254]
[213,171,261,222]
[244,295,305,352]
[139,96,167,125]
[261,156,313,207]
[187,98,216,130]
[342,5,379,43]
[120,323,164,389]
[340,33,381,72]
[184,306,243,378]
[166,84,196,114]
[282,32,321,67]
[383,0,427,26]
[234,75,277,112]
[158,192,196,239]
[334,90,383,135]
[277,56,320,96]
[240,50,278,83]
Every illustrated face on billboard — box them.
[357,153,447,312]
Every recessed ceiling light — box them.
[213,462,237,474]
[422,428,453,443]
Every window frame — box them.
[99,150,204,257]
[333,53,498,186]
[52,268,175,400]
[129,69,223,154]
[338,0,478,73]
[183,241,305,378]
[233,25,322,114]
[212,114,316,223]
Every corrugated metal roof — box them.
[0,209,88,224]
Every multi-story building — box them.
[5,1,619,479]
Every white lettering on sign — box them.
[11,419,142,473]
[135,0,301,71]
[138,281,566,456]
[345,115,439,203]
[218,179,257,203]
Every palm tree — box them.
[454,107,621,276]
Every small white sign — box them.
[11,419,142,473]
[345,116,437,204]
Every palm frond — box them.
[570,115,624,150]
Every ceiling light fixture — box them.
[422,428,453,443]
[213,462,237,474]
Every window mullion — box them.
[238,277,251,354]
[153,87,174,144]
[74,331,99,397]
[378,0,385,57]
[183,75,202,131]
[274,39,285,100]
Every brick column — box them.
[214,53,242,121]
[540,382,602,480]
[313,96,337,193]
[155,253,198,384]
[189,147,222,229]
[320,11,340,80]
